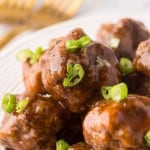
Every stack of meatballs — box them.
[0,18,150,150]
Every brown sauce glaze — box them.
[83,95,150,150]
[0,94,68,150]
[69,142,93,150]
[97,18,150,60]
[40,28,120,113]
[23,59,46,94]
[134,39,150,78]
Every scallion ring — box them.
[109,37,120,49]
[145,130,150,147]
[110,83,128,102]
[56,139,69,150]
[101,82,128,102]
[66,36,91,52]
[63,64,85,88]
[16,49,33,62]
[78,36,91,47]
[16,99,29,113]
[16,47,44,64]
[119,57,134,75]
[101,86,112,100]
[66,40,80,52]
[2,93,16,113]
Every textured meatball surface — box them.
[23,60,46,94]
[83,95,150,150]
[40,28,120,113]
[0,95,67,150]
[134,39,150,78]
[97,18,150,60]
[69,142,92,150]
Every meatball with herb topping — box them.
[0,94,68,150]
[97,18,150,60]
[17,47,46,94]
[122,39,150,97]
[40,28,121,113]
[83,95,150,150]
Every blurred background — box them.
[0,0,150,50]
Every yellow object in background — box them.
[0,0,83,49]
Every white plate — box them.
[0,15,149,150]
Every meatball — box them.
[23,60,46,94]
[48,37,65,49]
[40,28,120,113]
[0,94,67,150]
[69,142,92,150]
[134,39,150,78]
[97,18,150,60]
[83,95,150,150]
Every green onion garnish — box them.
[66,40,80,52]
[101,82,128,102]
[101,86,111,100]
[56,139,69,150]
[16,49,33,62]
[63,64,85,88]
[109,37,120,49]
[16,47,44,64]
[30,47,44,64]
[119,57,134,75]
[78,36,91,47]
[145,130,150,147]
[66,36,91,52]
[16,99,29,113]
[2,93,16,113]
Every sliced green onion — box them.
[63,64,85,88]
[101,86,112,100]
[119,57,134,75]
[110,83,128,102]
[109,37,120,49]
[16,99,29,113]
[101,82,128,102]
[29,47,44,64]
[145,130,150,147]
[16,47,44,64]
[56,139,69,150]
[16,49,33,62]
[66,40,80,52]
[35,47,44,56]
[2,93,16,113]
[66,36,91,52]
[78,36,91,47]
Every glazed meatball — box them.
[134,39,150,78]
[40,28,120,113]
[48,37,65,49]
[69,142,92,150]
[83,95,150,150]
[0,94,67,150]
[23,60,46,94]
[97,18,150,60]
